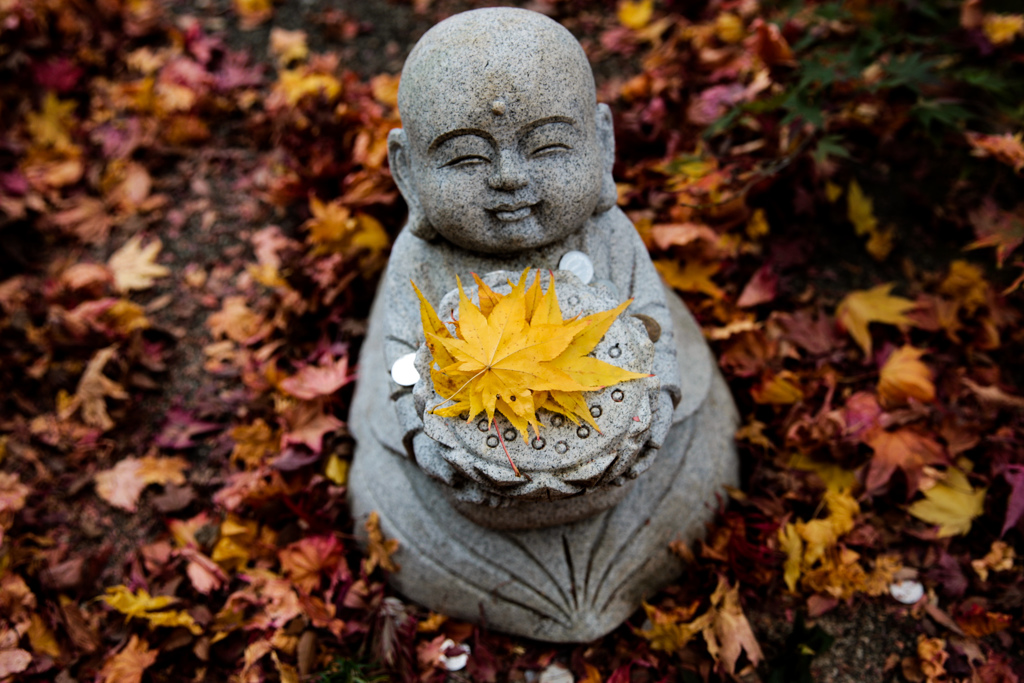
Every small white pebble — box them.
[559,250,594,285]
[390,352,420,386]
[438,638,469,671]
[539,662,574,683]
[889,579,924,604]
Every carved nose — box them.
[488,150,529,191]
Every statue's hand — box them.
[412,431,457,485]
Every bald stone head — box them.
[388,8,617,254]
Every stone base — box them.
[348,289,739,642]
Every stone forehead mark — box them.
[491,99,506,116]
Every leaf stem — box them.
[493,418,523,478]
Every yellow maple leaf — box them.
[102,586,202,635]
[847,179,878,238]
[26,613,60,658]
[99,635,158,683]
[107,235,170,292]
[638,601,712,653]
[230,419,279,468]
[25,92,77,153]
[939,259,989,316]
[324,454,349,485]
[847,180,894,261]
[211,516,260,571]
[908,460,987,537]
[654,259,724,298]
[983,14,1023,46]
[234,0,273,29]
[835,283,916,356]
[797,487,859,567]
[751,370,804,405]
[275,68,341,107]
[303,196,389,251]
[715,13,745,44]
[619,0,654,30]
[778,523,803,593]
[415,269,651,453]
[878,345,935,406]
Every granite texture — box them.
[347,7,739,641]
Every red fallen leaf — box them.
[864,428,947,497]
[279,355,354,400]
[967,199,1024,267]
[842,391,883,441]
[955,603,1012,637]
[737,264,778,308]
[155,408,222,449]
[687,84,747,126]
[973,653,1020,683]
[279,535,344,594]
[1000,464,1024,536]
[773,309,839,356]
[32,58,84,93]
[281,400,343,452]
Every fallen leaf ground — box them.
[1,0,1023,681]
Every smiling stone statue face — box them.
[388,8,615,254]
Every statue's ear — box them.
[388,128,437,240]
[593,103,618,215]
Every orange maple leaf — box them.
[865,428,947,496]
[99,635,157,683]
[835,283,916,356]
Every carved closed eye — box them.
[531,143,571,157]
[443,155,491,168]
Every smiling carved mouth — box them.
[491,203,537,222]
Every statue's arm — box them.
[380,234,459,482]
[381,233,434,458]
[603,209,681,449]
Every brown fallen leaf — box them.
[365,511,399,574]
[59,346,128,432]
[702,577,764,675]
[94,454,189,511]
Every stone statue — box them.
[349,7,739,642]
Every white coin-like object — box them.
[558,250,594,284]
[438,638,469,671]
[889,579,925,604]
[390,352,420,387]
